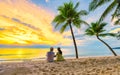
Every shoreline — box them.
[0,55,113,63]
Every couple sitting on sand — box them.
[46,47,65,62]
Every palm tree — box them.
[53,2,88,58]
[89,0,120,23]
[85,21,117,56]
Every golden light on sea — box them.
[17,49,23,57]
[0,48,50,60]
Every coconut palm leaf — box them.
[85,28,95,36]
[99,1,117,22]
[117,31,120,40]
[60,22,68,33]
[79,20,89,25]
[112,4,120,20]
[89,0,120,24]
[74,2,79,10]
[78,10,88,16]
[89,0,111,11]
[85,21,113,36]
[99,33,116,37]
[53,15,66,28]
[114,19,120,25]
[73,19,89,28]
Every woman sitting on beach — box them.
[56,47,65,61]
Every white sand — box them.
[0,56,120,75]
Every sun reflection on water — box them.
[0,48,49,60]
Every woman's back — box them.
[56,51,64,61]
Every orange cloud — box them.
[0,0,72,45]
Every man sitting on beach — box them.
[46,47,55,62]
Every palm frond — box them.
[111,4,119,21]
[78,10,88,16]
[73,18,89,28]
[60,22,69,33]
[107,33,117,37]
[85,28,95,36]
[99,1,116,22]
[98,22,107,30]
[99,29,106,33]
[53,15,65,22]
[89,0,111,11]
[117,31,120,40]
[98,33,107,37]
[53,15,66,28]
[55,22,61,28]
[99,33,116,37]
[73,18,81,28]
[79,20,89,26]
[85,21,108,36]
[114,19,120,25]
[74,2,80,10]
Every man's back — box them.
[47,51,55,62]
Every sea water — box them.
[0,46,120,62]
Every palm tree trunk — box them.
[69,22,79,58]
[96,35,117,56]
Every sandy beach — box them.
[0,56,120,75]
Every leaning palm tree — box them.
[89,0,120,23]
[85,21,117,56]
[53,2,88,58]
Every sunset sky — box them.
[0,0,119,48]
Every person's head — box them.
[50,47,54,51]
[57,47,60,50]
[57,47,62,54]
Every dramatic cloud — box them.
[110,28,120,33]
[0,0,72,45]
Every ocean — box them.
[0,47,120,62]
